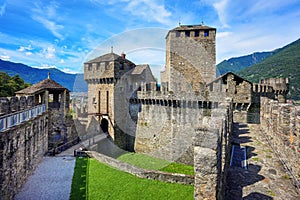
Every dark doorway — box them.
[100,118,109,133]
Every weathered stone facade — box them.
[0,110,48,199]
[82,24,298,199]
[84,52,156,148]
[194,99,232,199]
[163,25,216,91]
[0,77,77,199]
[133,83,224,165]
[260,97,300,185]
[0,96,35,116]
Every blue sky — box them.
[0,0,299,77]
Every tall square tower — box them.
[161,24,216,91]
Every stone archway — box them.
[100,118,109,133]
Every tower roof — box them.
[15,78,69,95]
[84,52,134,66]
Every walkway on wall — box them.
[226,123,300,199]
[14,147,78,200]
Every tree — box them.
[0,71,31,97]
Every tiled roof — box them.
[85,53,134,65]
[16,78,68,95]
[206,72,252,86]
[130,64,149,75]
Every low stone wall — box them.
[87,151,194,185]
[194,99,233,200]
[260,97,300,186]
[0,96,35,116]
[0,113,48,199]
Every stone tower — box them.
[84,52,136,139]
[84,52,156,144]
[161,24,216,92]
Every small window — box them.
[175,31,180,37]
[204,30,209,37]
[185,31,190,37]
[96,63,100,70]
[194,30,199,37]
[88,64,92,71]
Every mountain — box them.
[237,39,300,100]
[217,51,275,75]
[0,59,87,92]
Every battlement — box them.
[137,82,222,103]
[0,96,35,116]
[260,77,289,92]
[252,83,274,94]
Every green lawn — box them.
[117,153,194,175]
[70,157,194,200]
[70,157,89,200]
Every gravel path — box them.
[15,156,76,200]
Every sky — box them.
[0,0,300,77]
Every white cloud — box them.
[90,0,172,25]
[213,0,229,28]
[43,46,56,59]
[125,0,172,25]
[61,67,78,74]
[32,15,64,40]
[0,2,6,16]
[0,54,10,60]
[18,44,33,52]
[32,64,57,69]
[25,52,32,56]
[31,2,64,40]
[247,0,297,16]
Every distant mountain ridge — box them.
[0,59,87,92]
[237,38,300,100]
[217,51,275,75]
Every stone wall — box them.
[164,26,216,88]
[87,151,194,185]
[260,97,300,185]
[194,98,233,200]
[0,96,35,116]
[133,87,224,165]
[0,113,48,199]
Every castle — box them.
[0,23,298,199]
[84,24,290,163]
[83,24,299,198]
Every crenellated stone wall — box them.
[133,83,224,165]
[0,96,35,116]
[194,98,233,200]
[260,97,300,185]
[0,113,48,199]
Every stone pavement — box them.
[226,123,300,199]
[14,145,80,200]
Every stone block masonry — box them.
[87,151,194,185]
[0,113,48,199]
[194,99,233,200]
[260,97,300,188]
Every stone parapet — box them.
[0,96,35,116]
[194,99,232,200]
[260,97,300,187]
[0,113,48,199]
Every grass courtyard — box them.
[117,152,194,175]
[70,157,194,200]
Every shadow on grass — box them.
[70,157,89,200]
